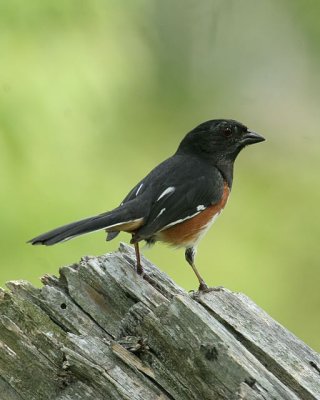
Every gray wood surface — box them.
[0,243,319,400]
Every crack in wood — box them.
[309,361,320,375]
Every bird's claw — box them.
[190,285,224,299]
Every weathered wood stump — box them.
[0,243,319,400]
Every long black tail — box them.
[28,202,143,246]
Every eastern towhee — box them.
[29,119,265,291]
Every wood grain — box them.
[0,243,319,399]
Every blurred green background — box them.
[0,1,319,351]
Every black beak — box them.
[241,130,265,145]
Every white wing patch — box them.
[157,186,175,201]
[196,205,205,211]
[155,208,166,219]
[160,211,200,230]
[135,183,143,196]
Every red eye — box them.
[224,127,232,137]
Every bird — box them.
[29,119,265,291]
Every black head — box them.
[176,119,265,163]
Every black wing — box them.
[133,161,225,240]
[106,180,145,241]
[107,155,185,240]
[107,154,225,241]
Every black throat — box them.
[215,159,234,189]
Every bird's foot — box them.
[190,284,224,298]
[199,285,224,293]
[199,279,224,292]
[136,263,144,276]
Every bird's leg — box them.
[185,247,208,291]
[132,236,143,275]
